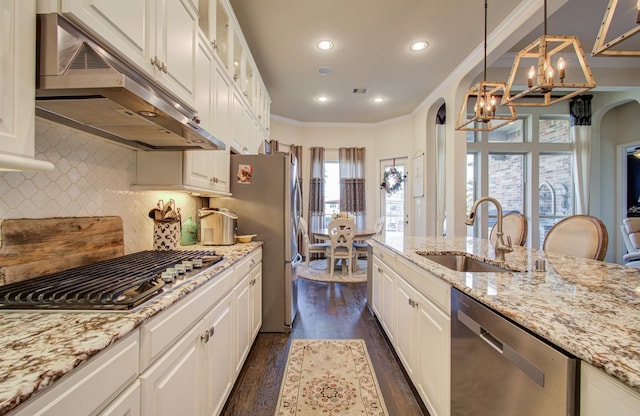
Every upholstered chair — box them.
[489,212,528,247]
[621,217,640,266]
[542,215,608,261]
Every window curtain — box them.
[339,147,366,228]
[309,147,325,259]
[436,104,447,236]
[570,95,592,215]
[290,145,304,251]
[266,139,279,154]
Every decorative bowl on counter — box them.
[236,234,257,243]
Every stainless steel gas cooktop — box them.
[0,250,224,311]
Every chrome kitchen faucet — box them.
[466,196,513,262]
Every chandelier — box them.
[592,0,640,57]
[502,0,596,107]
[456,0,517,131]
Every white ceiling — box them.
[229,0,640,124]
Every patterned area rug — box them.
[298,259,367,283]
[275,339,389,415]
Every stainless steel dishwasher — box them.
[451,288,577,416]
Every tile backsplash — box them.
[0,118,201,253]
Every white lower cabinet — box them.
[370,243,451,416]
[371,254,397,341]
[98,381,141,416]
[140,292,234,416]
[581,361,640,416]
[201,293,234,416]
[233,248,263,375]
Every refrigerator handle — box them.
[294,178,303,231]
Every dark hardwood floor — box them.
[221,277,429,415]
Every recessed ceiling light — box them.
[410,41,429,52]
[317,40,334,50]
[317,67,333,75]
[317,96,329,103]
[373,97,384,103]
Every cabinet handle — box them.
[192,115,201,124]
[200,326,215,343]
[160,62,168,73]
[408,299,418,308]
[211,40,218,50]
[250,259,256,268]
[151,56,160,67]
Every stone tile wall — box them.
[0,118,201,253]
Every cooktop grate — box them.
[0,250,222,310]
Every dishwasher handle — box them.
[457,309,545,387]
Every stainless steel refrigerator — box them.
[214,152,302,332]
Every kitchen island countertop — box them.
[374,235,640,393]
[0,242,262,415]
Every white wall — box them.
[598,99,640,262]
[271,116,413,229]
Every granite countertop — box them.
[376,235,640,393]
[0,242,262,415]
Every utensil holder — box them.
[154,221,180,250]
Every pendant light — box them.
[502,0,596,107]
[456,0,517,131]
[592,0,640,57]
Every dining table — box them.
[312,227,377,272]
[312,228,377,241]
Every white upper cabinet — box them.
[150,0,198,107]
[0,0,54,171]
[60,0,198,108]
[59,0,151,74]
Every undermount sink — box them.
[421,254,513,273]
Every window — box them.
[538,153,573,247]
[539,118,570,143]
[488,153,525,235]
[323,161,340,224]
[467,114,574,247]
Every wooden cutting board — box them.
[0,216,124,285]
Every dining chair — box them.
[354,216,385,258]
[326,218,357,279]
[489,212,527,247]
[542,214,608,261]
[298,216,329,268]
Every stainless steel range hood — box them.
[36,14,225,151]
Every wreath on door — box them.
[381,167,406,195]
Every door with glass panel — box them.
[380,158,408,240]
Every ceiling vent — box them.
[352,88,368,94]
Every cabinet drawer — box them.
[12,331,139,416]
[396,256,450,315]
[371,243,397,269]
[234,248,262,285]
[140,268,234,370]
